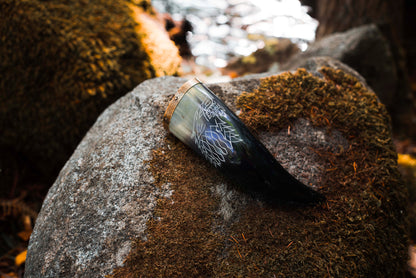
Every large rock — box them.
[283,24,397,110]
[0,0,181,180]
[26,64,408,277]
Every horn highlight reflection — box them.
[164,78,325,204]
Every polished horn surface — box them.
[164,78,325,204]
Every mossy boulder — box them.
[26,64,408,277]
[283,24,398,110]
[0,0,181,178]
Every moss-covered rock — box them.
[114,69,408,277]
[26,65,408,277]
[283,25,398,110]
[0,0,181,178]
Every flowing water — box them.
[152,0,317,79]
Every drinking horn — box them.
[163,78,325,204]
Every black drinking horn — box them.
[163,78,325,204]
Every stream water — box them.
[152,0,317,79]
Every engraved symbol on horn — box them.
[192,96,242,167]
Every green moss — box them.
[111,68,408,277]
[0,0,181,179]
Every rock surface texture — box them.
[283,24,397,109]
[0,0,181,179]
[26,64,408,277]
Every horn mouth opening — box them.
[163,77,202,128]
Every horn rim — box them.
[163,77,201,128]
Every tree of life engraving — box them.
[192,95,243,167]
